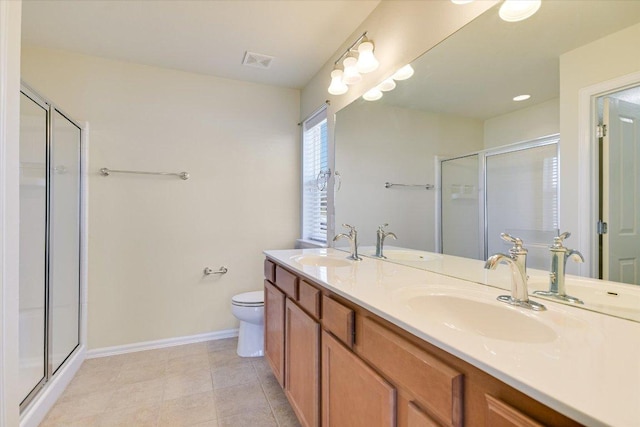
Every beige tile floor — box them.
[41,338,301,427]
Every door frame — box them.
[578,70,640,279]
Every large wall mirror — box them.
[333,1,640,322]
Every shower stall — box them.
[440,135,559,270]
[19,84,83,412]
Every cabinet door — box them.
[264,280,286,387]
[322,330,396,427]
[285,299,320,427]
[485,395,544,427]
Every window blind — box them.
[302,106,328,243]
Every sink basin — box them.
[292,255,352,268]
[384,249,440,262]
[406,293,557,343]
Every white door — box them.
[602,97,640,285]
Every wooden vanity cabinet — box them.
[264,258,583,427]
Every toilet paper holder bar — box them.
[204,266,228,275]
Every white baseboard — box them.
[20,345,86,427]
[86,329,239,359]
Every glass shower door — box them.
[485,143,559,269]
[441,154,482,259]
[49,109,81,373]
[19,92,48,403]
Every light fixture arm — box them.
[333,31,370,66]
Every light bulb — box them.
[392,64,414,81]
[377,78,396,92]
[499,0,541,22]
[362,88,383,101]
[342,56,362,85]
[328,69,348,95]
[356,41,379,73]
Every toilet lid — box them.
[232,291,264,306]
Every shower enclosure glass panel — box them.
[486,144,559,269]
[50,109,81,373]
[441,155,482,259]
[19,92,48,403]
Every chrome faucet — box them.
[374,224,397,258]
[333,224,362,261]
[484,233,546,311]
[533,232,584,304]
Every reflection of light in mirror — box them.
[378,78,396,92]
[499,0,541,22]
[342,56,362,85]
[513,94,531,101]
[328,69,348,95]
[363,87,383,101]
[356,41,379,73]
[392,64,414,81]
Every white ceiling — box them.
[21,0,380,89]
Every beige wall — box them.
[21,47,300,349]
[559,22,640,274]
[335,101,483,251]
[1,0,23,424]
[484,98,559,149]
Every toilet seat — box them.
[232,291,264,307]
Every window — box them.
[301,106,328,244]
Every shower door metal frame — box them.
[19,83,83,413]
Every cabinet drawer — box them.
[357,317,463,427]
[321,296,354,348]
[275,265,298,300]
[485,395,544,427]
[264,259,276,283]
[298,280,320,319]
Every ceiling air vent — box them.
[242,51,274,69]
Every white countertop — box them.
[264,248,640,427]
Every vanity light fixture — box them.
[328,69,349,95]
[392,64,414,81]
[499,0,541,22]
[363,87,383,101]
[513,94,531,101]
[327,31,379,95]
[378,78,396,92]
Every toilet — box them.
[231,291,265,357]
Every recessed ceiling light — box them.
[513,94,531,102]
[499,0,541,22]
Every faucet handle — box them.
[553,231,571,246]
[341,224,357,234]
[378,223,389,231]
[500,233,523,249]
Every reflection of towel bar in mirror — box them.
[385,182,434,190]
[100,167,189,180]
